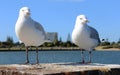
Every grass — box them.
[0,46,120,51]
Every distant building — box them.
[46,32,58,42]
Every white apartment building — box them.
[46,32,58,42]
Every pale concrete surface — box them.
[0,63,120,75]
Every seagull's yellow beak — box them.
[85,19,89,23]
[26,12,30,15]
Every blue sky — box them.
[0,0,120,42]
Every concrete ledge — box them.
[0,63,120,75]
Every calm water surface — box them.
[0,50,120,64]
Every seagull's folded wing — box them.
[89,26,101,44]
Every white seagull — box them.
[72,15,100,63]
[15,7,50,64]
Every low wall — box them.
[0,63,120,75]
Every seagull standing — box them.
[15,7,50,64]
[72,15,100,63]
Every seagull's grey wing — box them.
[34,21,51,41]
[34,21,46,35]
[89,26,101,44]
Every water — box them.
[0,50,120,64]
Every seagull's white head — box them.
[19,7,31,17]
[76,15,89,24]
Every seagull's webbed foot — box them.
[79,60,85,64]
[36,61,39,64]
[86,61,91,64]
[25,60,29,64]
[82,60,85,64]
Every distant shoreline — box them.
[95,46,120,51]
[96,48,120,51]
[0,47,80,51]
[0,46,120,51]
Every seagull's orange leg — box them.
[25,46,29,64]
[88,51,92,63]
[81,49,85,63]
[36,47,39,64]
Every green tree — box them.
[67,33,71,43]
[0,41,2,47]
[6,36,14,48]
[66,33,72,47]
[100,38,110,46]
[59,37,62,42]
[6,36,13,44]
[117,38,120,44]
[53,34,59,46]
[59,37,63,47]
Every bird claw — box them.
[36,61,39,64]
[25,60,29,64]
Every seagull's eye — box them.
[22,10,24,12]
[80,18,83,20]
